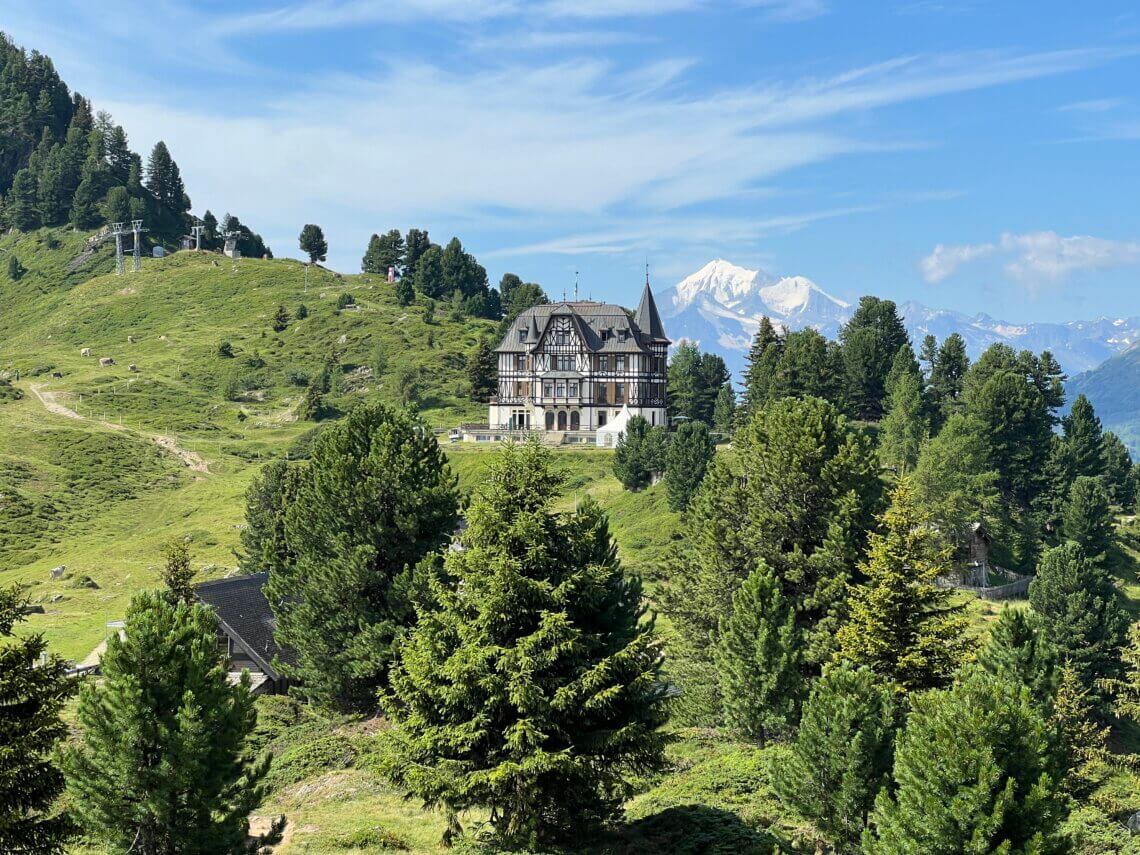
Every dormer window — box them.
[601,329,612,342]
[518,329,527,343]
[618,329,629,341]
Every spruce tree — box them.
[361,232,384,273]
[412,245,445,298]
[772,663,896,853]
[1101,432,1135,507]
[978,607,1058,707]
[878,366,925,474]
[101,185,130,225]
[929,332,969,425]
[7,254,26,281]
[712,381,735,435]
[298,223,327,264]
[715,562,801,744]
[1061,394,1104,479]
[159,537,195,604]
[1050,665,1108,798]
[0,585,76,854]
[767,327,844,406]
[63,591,267,855]
[613,415,659,491]
[741,315,782,417]
[666,341,703,423]
[8,168,39,230]
[837,479,969,692]
[267,402,459,710]
[864,669,1067,855]
[1029,541,1127,704]
[394,276,414,306]
[380,442,667,844]
[403,227,431,276]
[1061,475,1115,565]
[466,336,497,402]
[664,419,714,511]
[144,140,189,215]
[838,296,910,420]
[238,457,299,576]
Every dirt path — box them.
[29,383,209,473]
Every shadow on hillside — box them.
[614,804,778,854]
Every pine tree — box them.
[978,607,1058,707]
[101,184,130,225]
[1101,432,1135,508]
[878,366,925,475]
[1061,394,1105,479]
[768,327,844,406]
[377,228,405,275]
[664,420,714,511]
[298,223,327,264]
[466,336,497,402]
[8,167,39,230]
[716,563,801,744]
[266,402,459,711]
[837,479,969,692]
[380,443,667,844]
[772,663,896,853]
[159,537,195,604]
[1029,541,1127,705]
[272,303,289,333]
[63,591,267,855]
[69,167,104,229]
[403,227,431,276]
[7,254,26,281]
[238,458,299,576]
[361,232,384,273]
[864,669,1067,855]
[412,245,445,298]
[296,379,325,422]
[741,316,782,417]
[613,415,664,491]
[394,276,414,306]
[712,381,735,435]
[1050,664,1108,798]
[1061,475,1115,564]
[0,585,76,854]
[144,140,189,215]
[838,296,910,420]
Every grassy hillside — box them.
[1069,344,1140,455]
[0,230,681,662]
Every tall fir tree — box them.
[878,364,926,475]
[1061,475,1115,564]
[8,167,39,230]
[266,402,460,711]
[715,562,802,745]
[1060,394,1105,479]
[380,443,667,844]
[664,419,714,511]
[712,381,736,435]
[63,591,267,855]
[837,478,969,692]
[1101,432,1135,508]
[0,585,76,854]
[864,669,1067,855]
[772,663,896,853]
[1029,541,1127,705]
[740,315,782,417]
[466,336,497,402]
[838,296,910,420]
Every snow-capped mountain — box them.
[660,259,1140,378]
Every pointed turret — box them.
[526,312,541,347]
[634,274,668,343]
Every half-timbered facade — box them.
[490,281,670,432]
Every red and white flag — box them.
[387,266,394,283]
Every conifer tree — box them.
[272,303,289,333]
[238,458,299,576]
[8,167,39,230]
[63,591,267,855]
[741,316,782,417]
[403,227,431,277]
[0,585,76,854]
[101,184,129,225]
[664,419,714,511]
[159,537,195,604]
[267,402,459,711]
[1101,432,1135,508]
[394,275,414,306]
[1061,394,1104,479]
[466,336,497,402]
[412,245,445,298]
[1050,665,1108,798]
[715,563,801,744]
[838,296,909,420]
[767,327,844,406]
[1029,541,1127,704]
[878,366,925,474]
[69,168,103,229]
[837,479,969,692]
[978,607,1058,707]
[144,140,189,215]
[864,669,1067,855]
[772,663,896,853]
[380,442,667,844]
[361,232,384,273]
[1061,475,1115,564]
[7,254,26,281]
[613,415,664,491]
[712,381,735,435]
[929,332,969,424]
[298,223,327,264]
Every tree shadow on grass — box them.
[613,804,778,854]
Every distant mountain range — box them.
[660,259,1140,379]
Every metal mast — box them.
[190,224,204,250]
[111,222,125,275]
[130,220,148,272]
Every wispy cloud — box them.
[921,232,1140,287]
[1057,97,1125,112]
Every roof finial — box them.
[646,259,650,287]
[575,270,579,302]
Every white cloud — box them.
[921,231,1140,287]
[1057,97,1124,112]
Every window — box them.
[557,329,568,345]
[516,355,525,371]
[601,329,612,342]
[555,355,574,371]
[599,355,609,371]
[598,411,607,426]
[615,355,626,371]
[543,382,553,397]
[556,381,565,397]
[518,329,527,343]
[569,381,579,397]
[615,383,625,404]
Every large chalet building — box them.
[490,280,670,432]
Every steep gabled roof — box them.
[634,281,668,343]
[194,573,295,678]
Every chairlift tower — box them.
[111,222,126,275]
[190,224,205,250]
[130,220,148,272]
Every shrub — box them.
[217,340,234,358]
[296,303,309,319]
[336,292,355,310]
[330,827,410,850]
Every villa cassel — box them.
[490,278,670,432]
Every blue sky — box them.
[8,1,1140,321]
